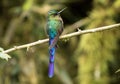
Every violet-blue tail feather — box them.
[48,38,56,78]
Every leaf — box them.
[0,52,11,61]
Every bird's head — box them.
[47,8,67,18]
[48,10,58,16]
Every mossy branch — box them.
[3,23,120,54]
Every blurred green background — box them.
[0,0,120,84]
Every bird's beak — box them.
[57,7,67,14]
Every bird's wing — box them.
[49,20,63,49]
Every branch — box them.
[3,23,120,53]
[63,18,90,34]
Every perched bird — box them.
[46,8,66,78]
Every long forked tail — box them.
[48,38,56,78]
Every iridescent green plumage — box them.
[46,9,64,78]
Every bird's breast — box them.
[48,20,58,39]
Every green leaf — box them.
[0,52,11,61]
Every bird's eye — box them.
[54,13,57,16]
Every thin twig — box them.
[3,23,120,53]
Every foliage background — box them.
[0,0,120,84]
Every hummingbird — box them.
[46,8,66,78]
